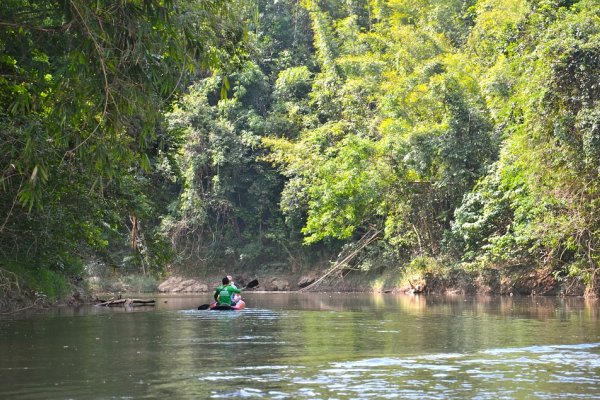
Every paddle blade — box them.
[197,304,210,310]
[244,279,259,289]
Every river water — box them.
[1,293,600,399]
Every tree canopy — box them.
[2,0,599,299]
[0,0,246,296]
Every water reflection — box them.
[0,293,599,399]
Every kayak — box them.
[209,299,246,311]
[198,295,246,311]
[197,279,258,311]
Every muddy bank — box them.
[320,266,589,297]
[2,264,591,314]
[156,274,302,293]
[155,264,590,297]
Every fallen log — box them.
[299,229,381,292]
[407,280,426,295]
[96,298,155,307]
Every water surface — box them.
[1,293,599,399]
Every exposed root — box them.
[0,268,42,314]
[0,297,44,315]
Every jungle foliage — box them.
[0,0,247,299]
[1,0,599,300]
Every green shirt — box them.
[214,284,242,305]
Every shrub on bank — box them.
[87,274,158,294]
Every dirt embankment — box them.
[2,263,591,314]
[155,265,591,297]
[0,269,86,314]
[156,273,317,294]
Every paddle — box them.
[197,279,259,310]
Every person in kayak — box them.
[227,275,241,306]
[214,276,242,306]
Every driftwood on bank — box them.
[408,280,426,294]
[299,229,381,292]
[96,298,155,307]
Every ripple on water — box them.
[481,342,600,355]
[178,308,285,321]
[204,342,600,399]
[211,387,265,398]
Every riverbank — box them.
[0,261,592,314]
[152,260,589,297]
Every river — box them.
[1,293,599,399]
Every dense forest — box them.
[1,0,599,307]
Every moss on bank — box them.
[0,265,72,313]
